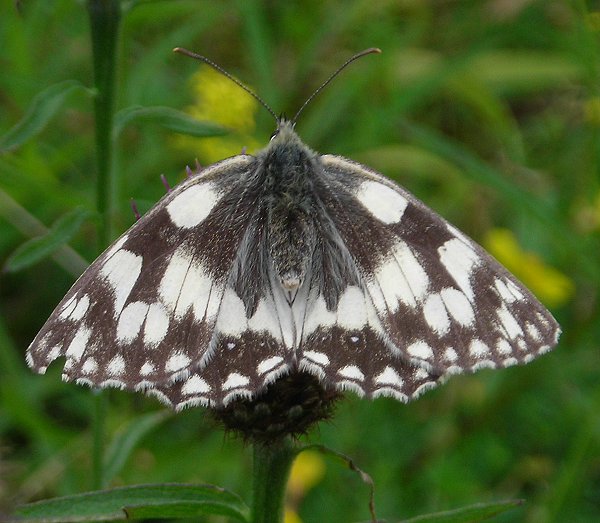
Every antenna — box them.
[173,47,279,123]
[292,47,381,124]
[174,47,381,127]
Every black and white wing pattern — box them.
[293,155,560,402]
[27,120,560,410]
[27,155,294,407]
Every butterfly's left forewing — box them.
[297,155,559,400]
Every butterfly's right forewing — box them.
[27,156,263,395]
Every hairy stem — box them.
[252,439,298,523]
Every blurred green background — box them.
[0,0,598,522]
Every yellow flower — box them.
[287,450,326,499]
[284,450,327,523]
[284,508,303,523]
[172,65,261,163]
[483,228,574,308]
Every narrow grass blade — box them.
[113,105,227,139]
[4,206,91,273]
[102,411,170,485]
[0,80,90,153]
[398,499,523,523]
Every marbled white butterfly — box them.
[26,49,560,410]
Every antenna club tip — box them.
[173,47,195,57]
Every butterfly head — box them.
[262,118,314,161]
[269,117,296,141]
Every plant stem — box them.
[92,390,107,489]
[87,0,121,248]
[251,438,298,523]
[86,0,122,490]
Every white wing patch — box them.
[65,326,91,361]
[116,301,150,343]
[223,372,250,390]
[497,304,524,340]
[354,180,408,224]
[257,356,284,375]
[143,303,170,345]
[338,365,365,381]
[248,299,284,340]
[301,284,385,342]
[336,286,368,329]
[469,339,490,358]
[107,354,126,376]
[165,352,191,373]
[438,238,480,300]
[215,289,248,336]
[439,288,475,327]
[375,366,403,387]
[99,249,143,315]
[212,288,290,344]
[423,293,451,335]
[161,248,221,322]
[181,375,211,395]
[166,183,221,228]
[407,340,434,361]
[369,240,430,312]
[59,294,90,321]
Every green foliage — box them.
[12,484,519,523]
[397,500,523,523]
[102,411,171,486]
[5,207,92,273]
[113,105,227,139]
[0,81,92,153]
[1,0,599,522]
[14,483,250,522]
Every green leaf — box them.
[123,500,246,519]
[4,207,91,273]
[468,51,582,95]
[398,499,523,523]
[102,411,170,485]
[0,80,90,153]
[14,483,250,522]
[113,105,227,139]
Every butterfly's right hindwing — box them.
[27,156,266,399]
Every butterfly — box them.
[26,49,560,410]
